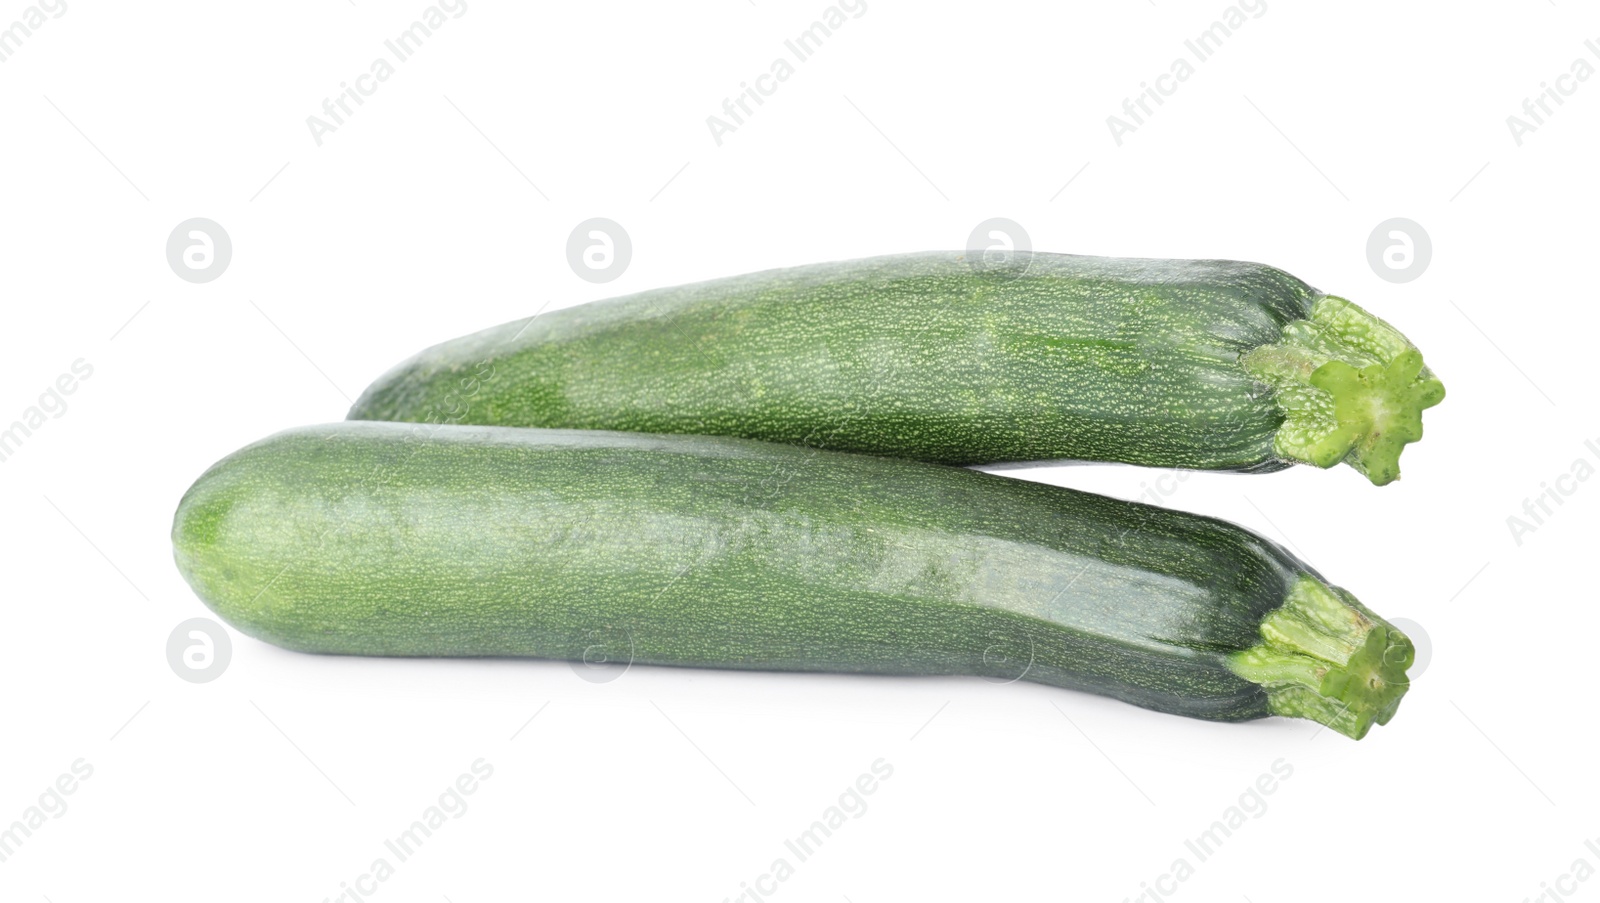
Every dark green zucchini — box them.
[348,252,1444,485]
[171,422,1413,738]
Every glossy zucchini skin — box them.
[348,252,1318,472]
[173,422,1321,724]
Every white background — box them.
[2,2,1596,901]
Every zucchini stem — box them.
[1227,576,1414,740]
[1241,296,1445,485]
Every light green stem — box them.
[1242,296,1445,485]
[1228,576,1415,740]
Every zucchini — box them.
[348,252,1445,485]
[172,422,1414,739]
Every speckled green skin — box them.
[173,422,1337,725]
[348,252,1322,471]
